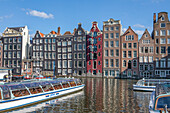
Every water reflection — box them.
[9,78,151,113]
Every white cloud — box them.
[30,33,35,38]
[122,28,127,32]
[26,9,54,19]
[135,30,144,35]
[0,15,13,22]
[133,24,145,28]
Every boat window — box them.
[12,89,30,97]
[62,83,70,88]
[70,81,76,87]
[75,79,82,85]
[0,85,11,100]
[23,82,40,88]
[53,84,62,90]
[29,88,38,94]
[50,80,60,85]
[8,84,26,90]
[157,96,170,109]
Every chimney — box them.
[57,27,61,35]
[73,28,77,34]
[153,13,156,23]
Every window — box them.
[105,50,108,57]
[155,30,159,36]
[110,33,114,38]
[126,35,134,41]
[110,59,114,67]
[144,56,148,62]
[161,46,166,54]
[116,33,119,38]
[9,38,12,43]
[133,51,137,58]
[105,59,108,67]
[128,51,131,58]
[168,59,170,67]
[78,53,82,59]
[160,23,166,28]
[156,58,159,67]
[145,65,148,70]
[156,47,159,54]
[128,43,132,48]
[116,49,119,57]
[145,47,148,53]
[105,41,108,47]
[105,70,108,76]
[149,56,153,62]
[78,61,82,68]
[68,41,72,45]
[168,46,170,54]
[105,27,109,31]
[105,33,108,39]
[123,51,126,58]
[168,30,170,36]
[160,30,166,36]
[123,60,126,67]
[110,41,114,47]
[78,30,81,35]
[110,27,114,31]
[139,65,143,70]
[140,56,144,64]
[123,43,126,48]
[161,15,165,21]
[133,43,137,48]
[63,54,67,59]
[78,37,82,42]
[63,60,67,68]
[160,38,166,44]
[160,59,166,68]
[74,44,77,50]
[168,38,170,44]
[115,41,119,47]
[110,50,114,56]
[150,47,153,53]
[58,42,61,46]
[133,60,137,67]
[115,26,119,31]
[115,59,119,67]
[62,41,67,46]
[78,44,82,50]
[4,45,7,50]
[83,44,86,50]
[74,37,77,41]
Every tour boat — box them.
[0,78,85,112]
[133,78,170,92]
[149,83,170,113]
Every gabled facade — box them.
[2,26,29,75]
[0,40,3,67]
[153,12,170,78]
[103,18,122,77]
[32,29,58,76]
[120,26,139,78]
[73,23,86,76]
[139,29,154,78]
[55,31,74,77]
[86,21,103,76]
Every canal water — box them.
[9,78,152,113]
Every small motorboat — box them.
[133,78,170,92]
[149,83,170,113]
[0,78,85,112]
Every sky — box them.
[0,0,169,39]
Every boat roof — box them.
[155,83,170,97]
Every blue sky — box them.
[0,0,169,39]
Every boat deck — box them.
[155,83,170,97]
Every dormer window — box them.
[161,15,165,21]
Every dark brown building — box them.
[139,29,154,78]
[120,26,139,78]
[153,12,170,78]
[103,18,122,77]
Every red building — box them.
[86,21,103,76]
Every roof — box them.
[7,26,25,32]
[64,31,72,35]
[50,31,57,34]
[122,26,138,36]
[155,83,170,97]
[39,32,44,37]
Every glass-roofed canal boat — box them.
[149,83,170,113]
[0,78,84,112]
[133,78,170,92]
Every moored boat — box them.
[149,83,170,113]
[0,78,84,112]
[133,78,170,92]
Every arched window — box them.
[128,60,131,69]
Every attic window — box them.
[78,30,81,35]
[161,15,165,21]
[145,34,148,38]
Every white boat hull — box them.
[133,84,156,91]
[0,84,84,112]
